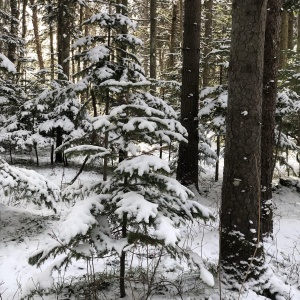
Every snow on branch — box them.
[0,53,16,73]
[0,158,59,211]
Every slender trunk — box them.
[21,0,28,40]
[142,0,149,75]
[57,0,72,79]
[55,126,63,163]
[77,4,83,81]
[7,0,19,64]
[103,90,109,181]
[168,3,177,69]
[9,143,13,164]
[49,17,55,80]
[179,0,183,46]
[215,135,220,182]
[202,0,213,87]
[279,10,288,69]
[19,0,28,75]
[56,0,73,163]
[50,129,54,165]
[150,0,157,80]
[286,148,289,176]
[215,65,223,181]
[298,12,300,51]
[30,0,45,76]
[8,0,19,61]
[120,213,127,298]
[288,11,294,50]
[261,0,281,237]
[34,143,39,166]
[176,0,201,189]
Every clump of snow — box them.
[0,53,16,73]
[115,192,158,223]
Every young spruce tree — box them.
[29,3,213,298]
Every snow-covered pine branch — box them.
[0,158,60,211]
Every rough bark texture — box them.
[167,3,177,69]
[179,0,183,47]
[279,10,288,69]
[30,0,45,71]
[7,0,19,64]
[150,0,157,79]
[221,0,267,286]
[21,0,28,40]
[261,0,282,237]
[176,0,201,189]
[57,0,72,80]
[116,1,128,297]
[288,11,294,50]
[202,0,213,87]
[56,0,73,163]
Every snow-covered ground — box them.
[1,158,300,300]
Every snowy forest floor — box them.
[1,153,300,300]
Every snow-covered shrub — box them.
[28,91,213,296]
[198,85,227,168]
[0,158,59,210]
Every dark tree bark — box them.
[288,11,294,50]
[57,0,72,80]
[221,0,267,286]
[261,0,282,237]
[55,0,73,163]
[150,0,157,80]
[298,12,300,51]
[167,3,177,69]
[279,10,288,68]
[116,2,128,296]
[202,0,213,87]
[21,0,28,41]
[7,0,19,64]
[176,0,201,189]
[179,0,183,47]
[29,0,45,71]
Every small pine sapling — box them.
[27,5,214,298]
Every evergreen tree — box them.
[28,4,213,298]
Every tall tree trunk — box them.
[150,0,157,80]
[167,3,177,69]
[279,10,288,69]
[49,22,55,80]
[202,0,213,87]
[179,0,183,47]
[261,0,282,237]
[57,0,72,80]
[116,1,128,297]
[221,0,267,287]
[288,11,294,50]
[142,0,149,75]
[56,0,73,163]
[21,0,28,40]
[29,0,45,71]
[176,0,201,189]
[297,12,300,51]
[18,0,28,76]
[7,0,19,64]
